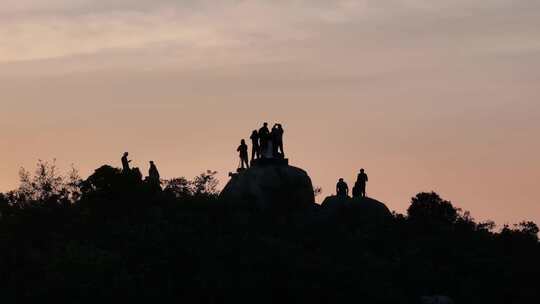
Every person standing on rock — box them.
[148,161,161,188]
[272,123,285,158]
[356,168,368,197]
[250,130,260,161]
[237,139,250,169]
[121,152,132,173]
[258,122,270,158]
[276,124,284,157]
[336,178,349,197]
[271,124,279,157]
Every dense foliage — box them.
[0,161,538,302]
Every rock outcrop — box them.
[321,195,392,219]
[220,161,315,211]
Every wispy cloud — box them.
[0,0,540,68]
[1,0,539,65]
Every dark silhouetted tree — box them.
[501,221,539,242]
[192,170,219,196]
[0,193,9,219]
[407,192,458,225]
[6,160,81,207]
[80,165,123,197]
[163,171,219,199]
[164,177,192,198]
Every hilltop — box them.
[0,160,538,303]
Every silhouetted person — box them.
[250,130,260,161]
[237,139,249,169]
[356,168,368,197]
[258,122,270,158]
[271,125,278,157]
[336,178,349,197]
[272,123,284,158]
[121,152,131,173]
[148,161,161,186]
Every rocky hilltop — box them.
[321,195,392,219]
[220,158,315,210]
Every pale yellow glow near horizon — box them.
[1,0,539,226]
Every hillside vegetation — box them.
[0,161,538,302]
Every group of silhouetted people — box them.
[121,152,161,189]
[336,169,369,198]
[237,122,285,169]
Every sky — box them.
[1,0,539,226]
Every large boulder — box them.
[219,163,315,211]
[321,195,392,220]
[351,196,392,218]
[321,195,352,209]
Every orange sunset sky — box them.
[1,0,539,225]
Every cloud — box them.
[0,8,229,62]
[0,0,538,66]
